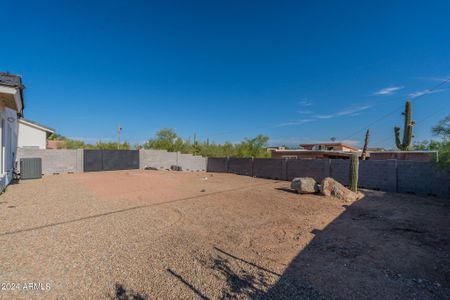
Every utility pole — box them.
[117,125,122,150]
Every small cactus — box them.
[349,153,359,193]
[395,101,415,151]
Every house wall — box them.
[271,151,351,159]
[18,122,47,149]
[207,157,450,198]
[0,106,19,190]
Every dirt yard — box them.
[0,170,448,299]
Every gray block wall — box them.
[359,160,397,192]
[139,149,206,171]
[397,161,450,197]
[178,153,207,171]
[329,159,349,185]
[286,159,330,182]
[139,149,177,170]
[206,157,450,198]
[17,148,84,174]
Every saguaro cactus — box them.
[395,101,415,151]
[349,153,359,193]
[361,129,370,160]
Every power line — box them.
[341,77,450,141]
[205,77,450,144]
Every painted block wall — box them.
[206,157,228,173]
[228,158,253,176]
[253,158,283,179]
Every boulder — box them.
[320,177,359,202]
[291,177,319,194]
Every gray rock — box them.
[291,177,319,194]
[320,177,360,202]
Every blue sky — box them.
[1,0,449,148]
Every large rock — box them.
[320,177,359,202]
[291,177,319,194]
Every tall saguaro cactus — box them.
[395,101,415,151]
[349,153,359,193]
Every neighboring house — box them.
[299,142,358,152]
[270,142,360,159]
[18,118,55,149]
[0,72,25,189]
[266,146,286,153]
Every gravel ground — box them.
[0,170,448,299]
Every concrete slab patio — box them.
[0,171,449,299]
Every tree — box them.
[432,115,450,139]
[144,128,180,152]
[61,139,86,149]
[236,135,270,158]
[48,132,66,141]
[94,141,131,150]
[413,115,450,165]
[143,129,269,158]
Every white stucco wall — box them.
[0,106,19,189]
[18,121,48,149]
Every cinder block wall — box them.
[17,149,207,174]
[139,150,206,171]
[177,153,207,171]
[206,157,450,198]
[397,161,450,197]
[17,148,84,174]
[286,159,329,182]
[359,160,397,192]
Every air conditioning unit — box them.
[20,158,42,179]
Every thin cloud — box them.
[297,110,313,114]
[298,98,312,106]
[416,75,450,82]
[276,105,371,127]
[276,118,315,127]
[317,105,372,120]
[373,86,404,95]
[408,88,445,98]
